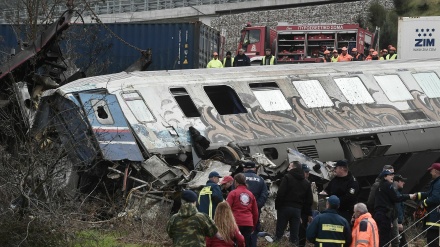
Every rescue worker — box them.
[207,52,223,68]
[365,48,374,61]
[198,171,224,219]
[223,51,234,67]
[306,195,352,246]
[261,48,275,65]
[394,174,408,247]
[350,203,379,247]
[331,50,339,62]
[233,49,251,66]
[373,170,414,247]
[372,51,379,60]
[299,164,315,247]
[386,47,397,60]
[323,50,331,62]
[242,161,268,247]
[167,190,219,247]
[414,163,440,247]
[227,173,259,247]
[367,165,399,246]
[351,48,364,61]
[367,165,394,212]
[337,47,353,62]
[220,175,234,199]
[320,160,359,224]
[380,49,388,60]
[275,161,313,245]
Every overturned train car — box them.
[28,58,440,198]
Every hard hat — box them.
[369,48,375,52]
[351,48,357,52]
[324,50,330,54]
[341,47,347,51]
[390,47,396,51]
[382,49,388,52]
[332,49,338,53]
[213,52,218,56]
[372,51,378,56]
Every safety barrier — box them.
[385,204,440,247]
[0,0,259,24]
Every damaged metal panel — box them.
[141,155,183,188]
[187,160,232,189]
[79,93,144,161]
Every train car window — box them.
[334,77,375,104]
[204,85,247,115]
[412,72,440,98]
[170,88,201,117]
[121,92,155,122]
[249,82,292,111]
[91,99,114,125]
[374,75,413,101]
[292,80,333,108]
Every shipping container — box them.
[0,22,221,73]
[398,16,440,60]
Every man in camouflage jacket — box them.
[167,190,218,247]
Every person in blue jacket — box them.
[242,161,268,247]
[306,195,352,246]
[198,171,224,219]
[415,163,440,247]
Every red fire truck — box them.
[238,23,375,64]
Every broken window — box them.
[170,87,201,117]
[91,99,114,125]
[121,91,155,122]
[374,75,413,101]
[334,77,375,104]
[412,72,440,98]
[204,85,247,115]
[292,80,333,108]
[249,82,292,111]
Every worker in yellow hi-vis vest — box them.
[198,171,224,219]
[306,195,352,246]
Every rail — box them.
[0,0,259,24]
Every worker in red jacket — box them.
[226,173,259,247]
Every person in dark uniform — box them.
[306,195,352,246]
[242,161,268,247]
[299,164,314,247]
[275,161,313,245]
[233,49,251,67]
[373,170,414,247]
[414,163,440,247]
[320,160,359,223]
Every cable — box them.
[393,205,440,247]
[81,0,145,53]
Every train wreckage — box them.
[2,10,440,216]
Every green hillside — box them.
[397,0,440,17]
[368,0,440,49]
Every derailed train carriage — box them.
[24,58,440,200]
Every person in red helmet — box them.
[351,48,364,61]
[337,47,352,62]
[323,50,331,62]
[386,47,397,60]
[331,50,339,62]
[413,163,440,247]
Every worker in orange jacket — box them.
[337,47,352,62]
[350,203,379,247]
